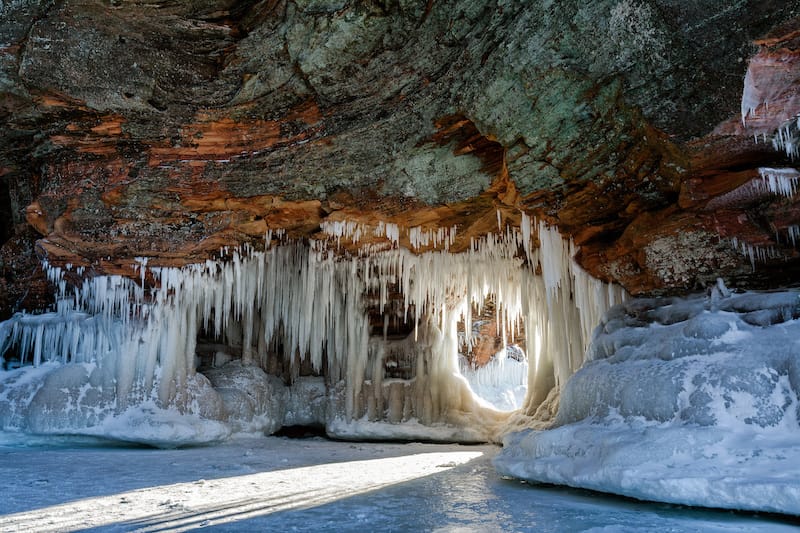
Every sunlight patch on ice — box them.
[0,450,483,532]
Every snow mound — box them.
[80,403,231,449]
[0,362,230,448]
[495,287,800,515]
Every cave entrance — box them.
[457,296,528,412]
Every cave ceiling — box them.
[1,0,800,315]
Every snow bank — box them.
[495,286,800,515]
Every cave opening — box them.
[191,278,531,434]
[273,424,328,439]
[457,296,528,412]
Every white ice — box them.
[758,167,799,199]
[495,286,800,515]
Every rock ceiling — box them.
[1,0,800,316]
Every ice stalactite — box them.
[408,225,457,251]
[729,237,782,271]
[711,168,798,270]
[757,167,799,198]
[788,225,800,246]
[772,117,800,160]
[0,215,625,444]
[515,215,627,417]
[740,66,760,126]
[740,57,800,160]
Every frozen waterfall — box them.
[0,217,625,446]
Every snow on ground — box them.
[496,287,800,516]
[0,435,798,532]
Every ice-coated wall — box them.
[0,218,624,446]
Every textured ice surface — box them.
[203,361,287,434]
[496,288,800,515]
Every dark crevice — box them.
[0,180,13,247]
[273,424,328,439]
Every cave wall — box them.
[2,0,800,317]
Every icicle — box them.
[771,117,800,160]
[2,213,629,442]
[757,167,799,198]
[728,237,782,271]
[788,225,800,246]
[741,66,760,126]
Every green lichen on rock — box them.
[386,142,491,204]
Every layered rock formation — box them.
[1,0,800,316]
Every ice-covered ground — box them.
[1,435,798,532]
[496,286,800,516]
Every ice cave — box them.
[0,216,625,445]
[2,0,800,529]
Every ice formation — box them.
[740,55,800,159]
[712,167,798,269]
[788,225,800,246]
[740,66,760,125]
[495,286,800,515]
[0,216,625,446]
[459,346,528,412]
[773,117,800,160]
[321,218,457,252]
[757,167,799,199]
[729,236,782,270]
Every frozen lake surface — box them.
[0,434,797,532]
